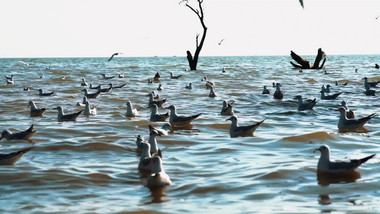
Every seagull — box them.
[23,87,31,91]
[226,116,264,138]
[118,73,125,78]
[218,39,225,45]
[108,82,126,89]
[202,76,215,89]
[76,96,88,107]
[28,100,46,117]
[126,101,139,117]
[335,81,348,86]
[4,75,14,80]
[148,129,161,155]
[363,77,379,88]
[53,106,83,122]
[209,86,217,98]
[165,105,201,127]
[221,100,234,116]
[320,91,342,100]
[89,83,101,90]
[262,86,270,94]
[101,74,115,80]
[154,71,161,82]
[138,142,154,173]
[185,83,192,89]
[299,0,304,9]
[149,104,169,122]
[170,72,183,79]
[83,101,97,116]
[81,78,88,86]
[157,84,163,91]
[337,107,376,130]
[147,156,172,189]
[5,77,14,85]
[273,83,283,100]
[294,95,316,111]
[148,92,166,108]
[0,124,37,142]
[315,144,375,174]
[82,89,101,99]
[107,52,122,62]
[38,89,55,96]
[148,124,171,136]
[0,148,32,165]
[365,85,376,96]
[341,101,355,119]
[97,85,112,93]
[135,135,145,152]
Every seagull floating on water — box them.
[148,92,166,108]
[82,89,101,99]
[83,101,97,116]
[273,83,283,100]
[341,101,355,119]
[209,86,217,98]
[126,101,139,117]
[97,85,112,93]
[365,85,376,96]
[38,89,55,96]
[101,74,115,80]
[109,82,126,89]
[76,96,88,107]
[118,73,125,78]
[0,148,32,165]
[157,84,163,91]
[337,107,376,130]
[185,83,192,89]
[28,100,46,117]
[226,116,264,138]
[148,124,171,136]
[315,144,375,174]
[149,104,169,122]
[148,129,161,155]
[0,124,37,142]
[170,72,183,79]
[147,156,172,189]
[81,78,88,86]
[262,86,270,94]
[165,105,201,128]
[294,95,316,111]
[221,100,234,116]
[363,77,379,88]
[320,91,342,100]
[53,106,83,122]
[154,72,160,82]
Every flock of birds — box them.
[0,58,379,191]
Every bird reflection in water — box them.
[147,186,171,204]
[317,170,361,187]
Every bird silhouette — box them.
[108,53,122,62]
[218,39,225,46]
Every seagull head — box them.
[226,116,237,122]
[314,144,330,155]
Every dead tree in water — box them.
[183,0,207,71]
[290,48,326,69]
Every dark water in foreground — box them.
[0,55,379,213]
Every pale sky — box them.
[0,0,379,58]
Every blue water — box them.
[0,55,379,213]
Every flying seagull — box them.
[108,53,122,62]
[218,39,225,46]
[299,0,304,9]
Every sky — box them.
[0,0,380,58]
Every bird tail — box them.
[26,124,34,133]
[360,154,375,164]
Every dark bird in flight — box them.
[108,53,122,62]
[218,39,224,46]
[299,0,304,9]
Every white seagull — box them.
[226,116,264,137]
[337,107,376,130]
[147,156,172,189]
[126,101,139,117]
[315,144,375,174]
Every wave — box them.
[282,131,336,142]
